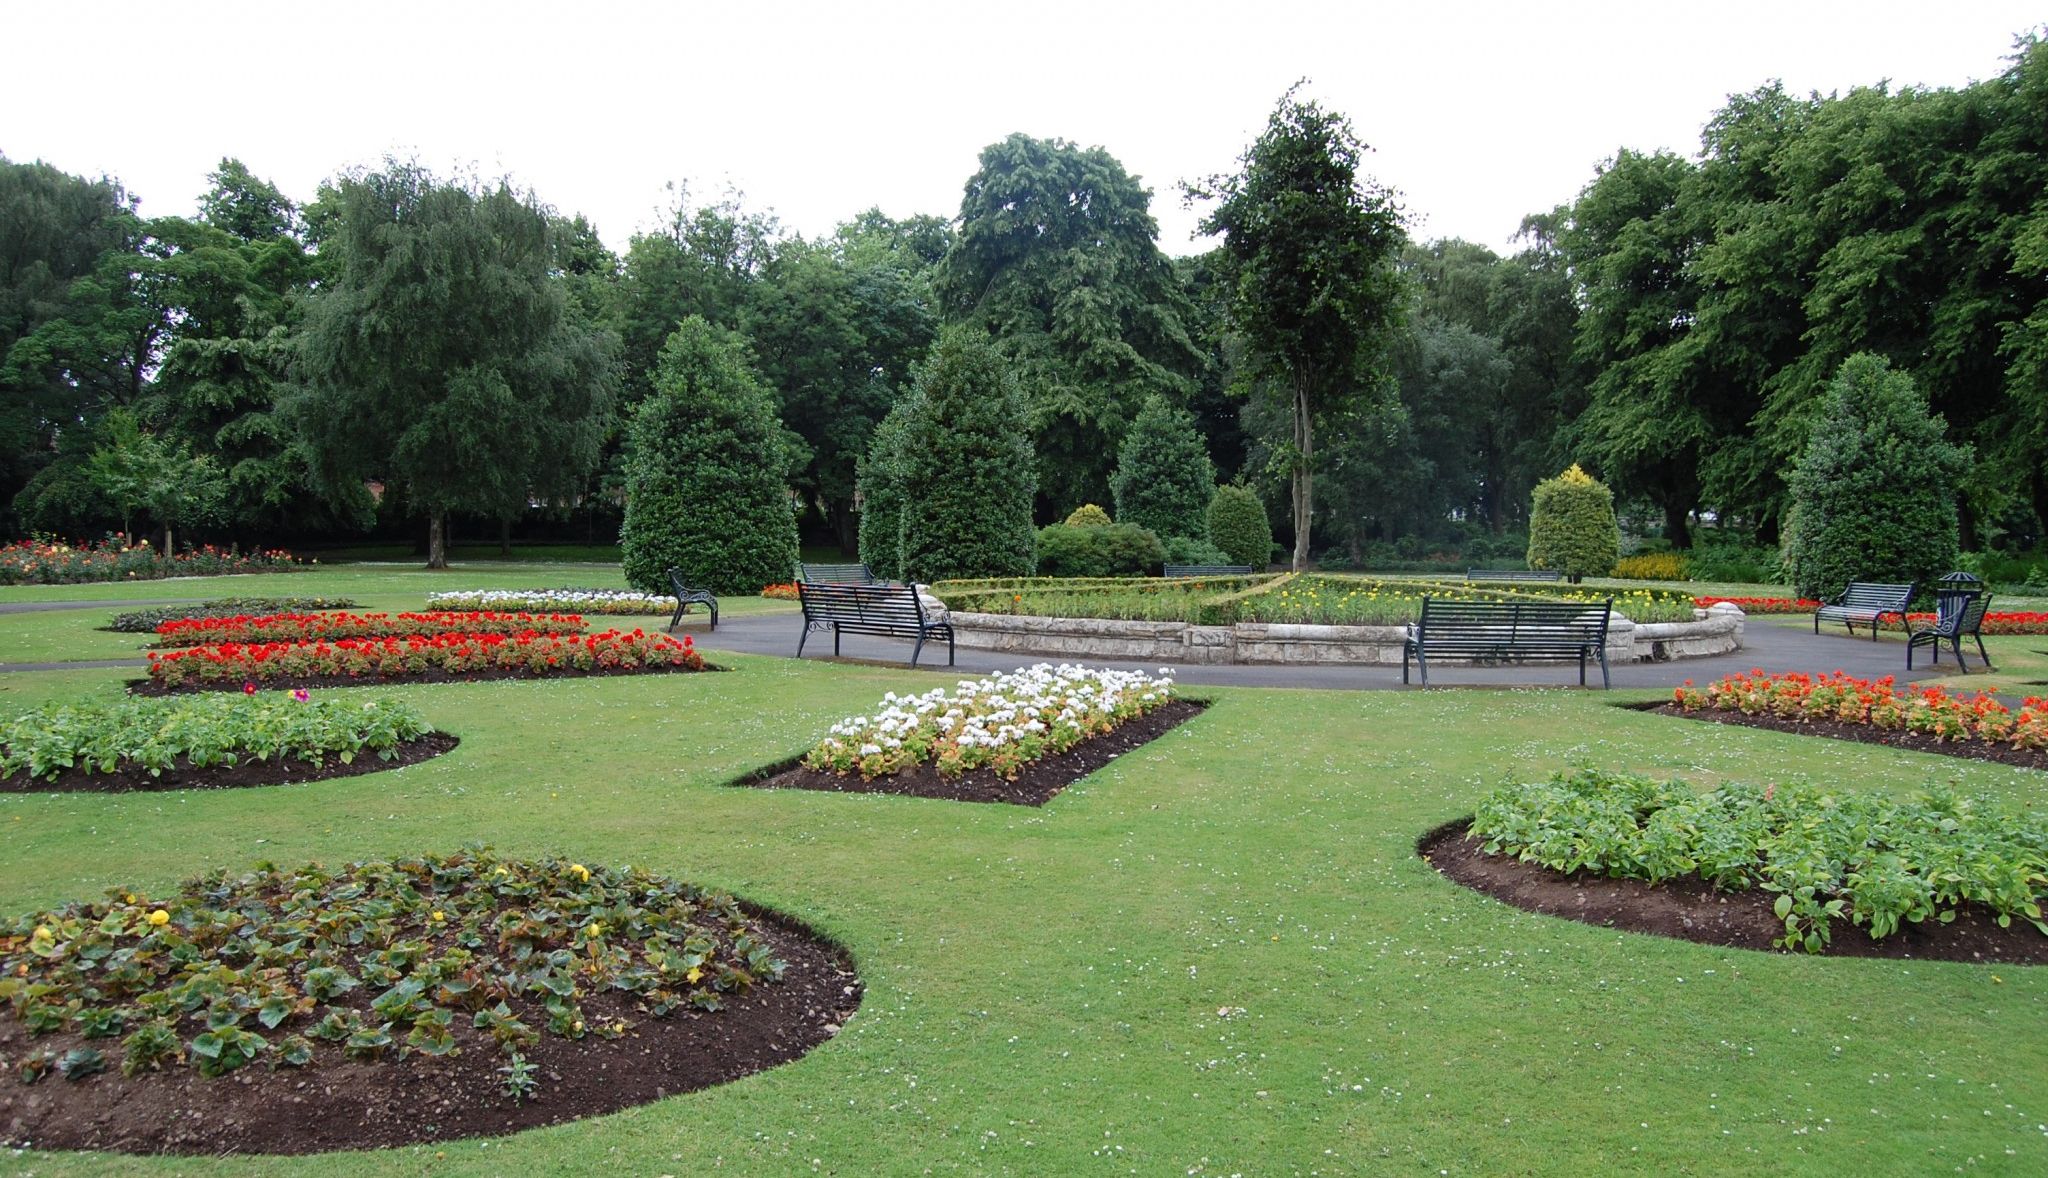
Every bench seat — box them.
[797,581,954,667]
[1404,597,1613,688]
[1813,581,1915,640]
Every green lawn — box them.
[1,568,2045,1174]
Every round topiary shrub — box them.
[897,328,1038,582]
[1111,397,1215,543]
[1064,503,1113,528]
[1526,464,1619,583]
[621,317,799,595]
[1035,522,1166,577]
[1206,484,1272,569]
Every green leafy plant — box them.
[1,694,436,782]
[1526,465,1620,582]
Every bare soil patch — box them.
[0,910,861,1156]
[127,663,727,696]
[0,733,459,795]
[1635,700,2048,773]
[734,698,1210,806]
[1422,819,2048,965]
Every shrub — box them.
[856,396,917,581]
[1161,534,1233,566]
[1785,354,1969,599]
[1684,533,1785,585]
[1206,484,1273,569]
[897,328,1038,582]
[1110,397,1215,542]
[1035,523,1165,577]
[620,317,800,596]
[1526,465,1619,583]
[1064,503,1112,528]
[1611,552,1688,581]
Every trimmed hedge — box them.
[1035,523,1165,577]
[1206,485,1272,570]
[1526,465,1618,583]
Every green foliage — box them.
[855,394,917,581]
[1526,465,1620,582]
[1470,769,2048,952]
[85,407,225,547]
[1160,534,1233,566]
[1205,484,1273,569]
[1785,354,1970,597]
[1110,396,1215,543]
[108,597,357,633]
[896,328,1038,582]
[619,317,800,596]
[1064,503,1112,528]
[0,694,434,781]
[1034,523,1165,578]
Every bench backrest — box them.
[1838,581,1916,610]
[1416,597,1612,652]
[1932,591,1992,637]
[1164,564,1254,577]
[1466,568,1563,582]
[800,563,879,584]
[798,581,929,628]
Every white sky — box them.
[4,1,2041,257]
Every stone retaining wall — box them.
[949,604,1744,667]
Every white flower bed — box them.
[425,588,679,615]
[803,663,1177,780]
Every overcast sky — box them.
[4,2,2041,257]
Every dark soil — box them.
[1636,700,2048,773]
[0,733,459,795]
[0,910,862,1156]
[127,662,726,696]
[734,698,1210,806]
[1421,819,2048,965]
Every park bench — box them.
[1906,591,1993,672]
[1812,581,1916,640]
[1465,568,1563,583]
[665,569,719,631]
[797,581,954,667]
[1403,597,1613,688]
[1164,564,1254,577]
[799,562,881,584]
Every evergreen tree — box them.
[1785,354,1969,598]
[1206,484,1273,569]
[897,328,1037,582]
[1110,396,1215,542]
[856,393,918,580]
[620,317,799,595]
[1526,464,1620,583]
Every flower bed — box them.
[144,629,703,689]
[1880,609,2048,635]
[1466,768,2048,953]
[761,582,799,600]
[153,611,585,647]
[2,695,440,792]
[424,588,676,614]
[1673,670,2048,748]
[804,664,1176,780]
[0,848,857,1154]
[0,538,301,585]
[109,598,359,633]
[1692,596,1818,614]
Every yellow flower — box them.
[585,922,603,939]
[431,910,445,922]
[568,863,590,882]
[686,966,704,983]
[146,909,170,927]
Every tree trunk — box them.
[427,511,448,570]
[1663,501,1692,549]
[161,523,173,555]
[831,499,858,555]
[1956,496,1979,554]
[499,517,513,556]
[1291,381,1314,571]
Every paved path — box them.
[691,611,1940,691]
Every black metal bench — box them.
[1813,580,1915,640]
[1164,564,1254,577]
[797,582,954,667]
[1403,597,1613,688]
[1907,591,1993,671]
[1465,568,1563,583]
[665,569,718,631]
[800,562,881,584]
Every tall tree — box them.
[896,327,1038,582]
[939,134,1205,514]
[1190,86,1406,569]
[288,162,618,567]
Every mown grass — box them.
[0,570,2044,1174]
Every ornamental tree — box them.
[1785,353,1968,598]
[896,327,1038,582]
[1206,483,1273,569]
[1110,396,1215,544]
[620,316,799,595]
[1526,464,1619,583]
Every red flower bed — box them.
[761,582,800,600]
[1692,596,1820,614]
[154,610,585,646]
[145,629,702,688]
[1673,669,2048,749]
[1878,610,2048,636]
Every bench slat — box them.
[1404,597,1611,688]
[797,582,953,667]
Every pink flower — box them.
[291,688,310,702]
[242,681,258,696]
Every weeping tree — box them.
[289,162,617,568]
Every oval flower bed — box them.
[141,629,704,692]
[1691,595,1818,614]
[153,610,586,647]
[0,848,859,1154]
[740,664,1201,805]
[1,694,449,793]
[1423,768,2048,963]
[1661,669,2048,771]
[425,588,678,615]
[108,597,360,633]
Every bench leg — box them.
[946,630,955,667]
[1975,634,1992,670]
[667,601,685,632]
[909,632,923,668]
[706,599,718,631]
[796,623,810,659]
[834,628,842,658]
[1579,648,1586,686]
